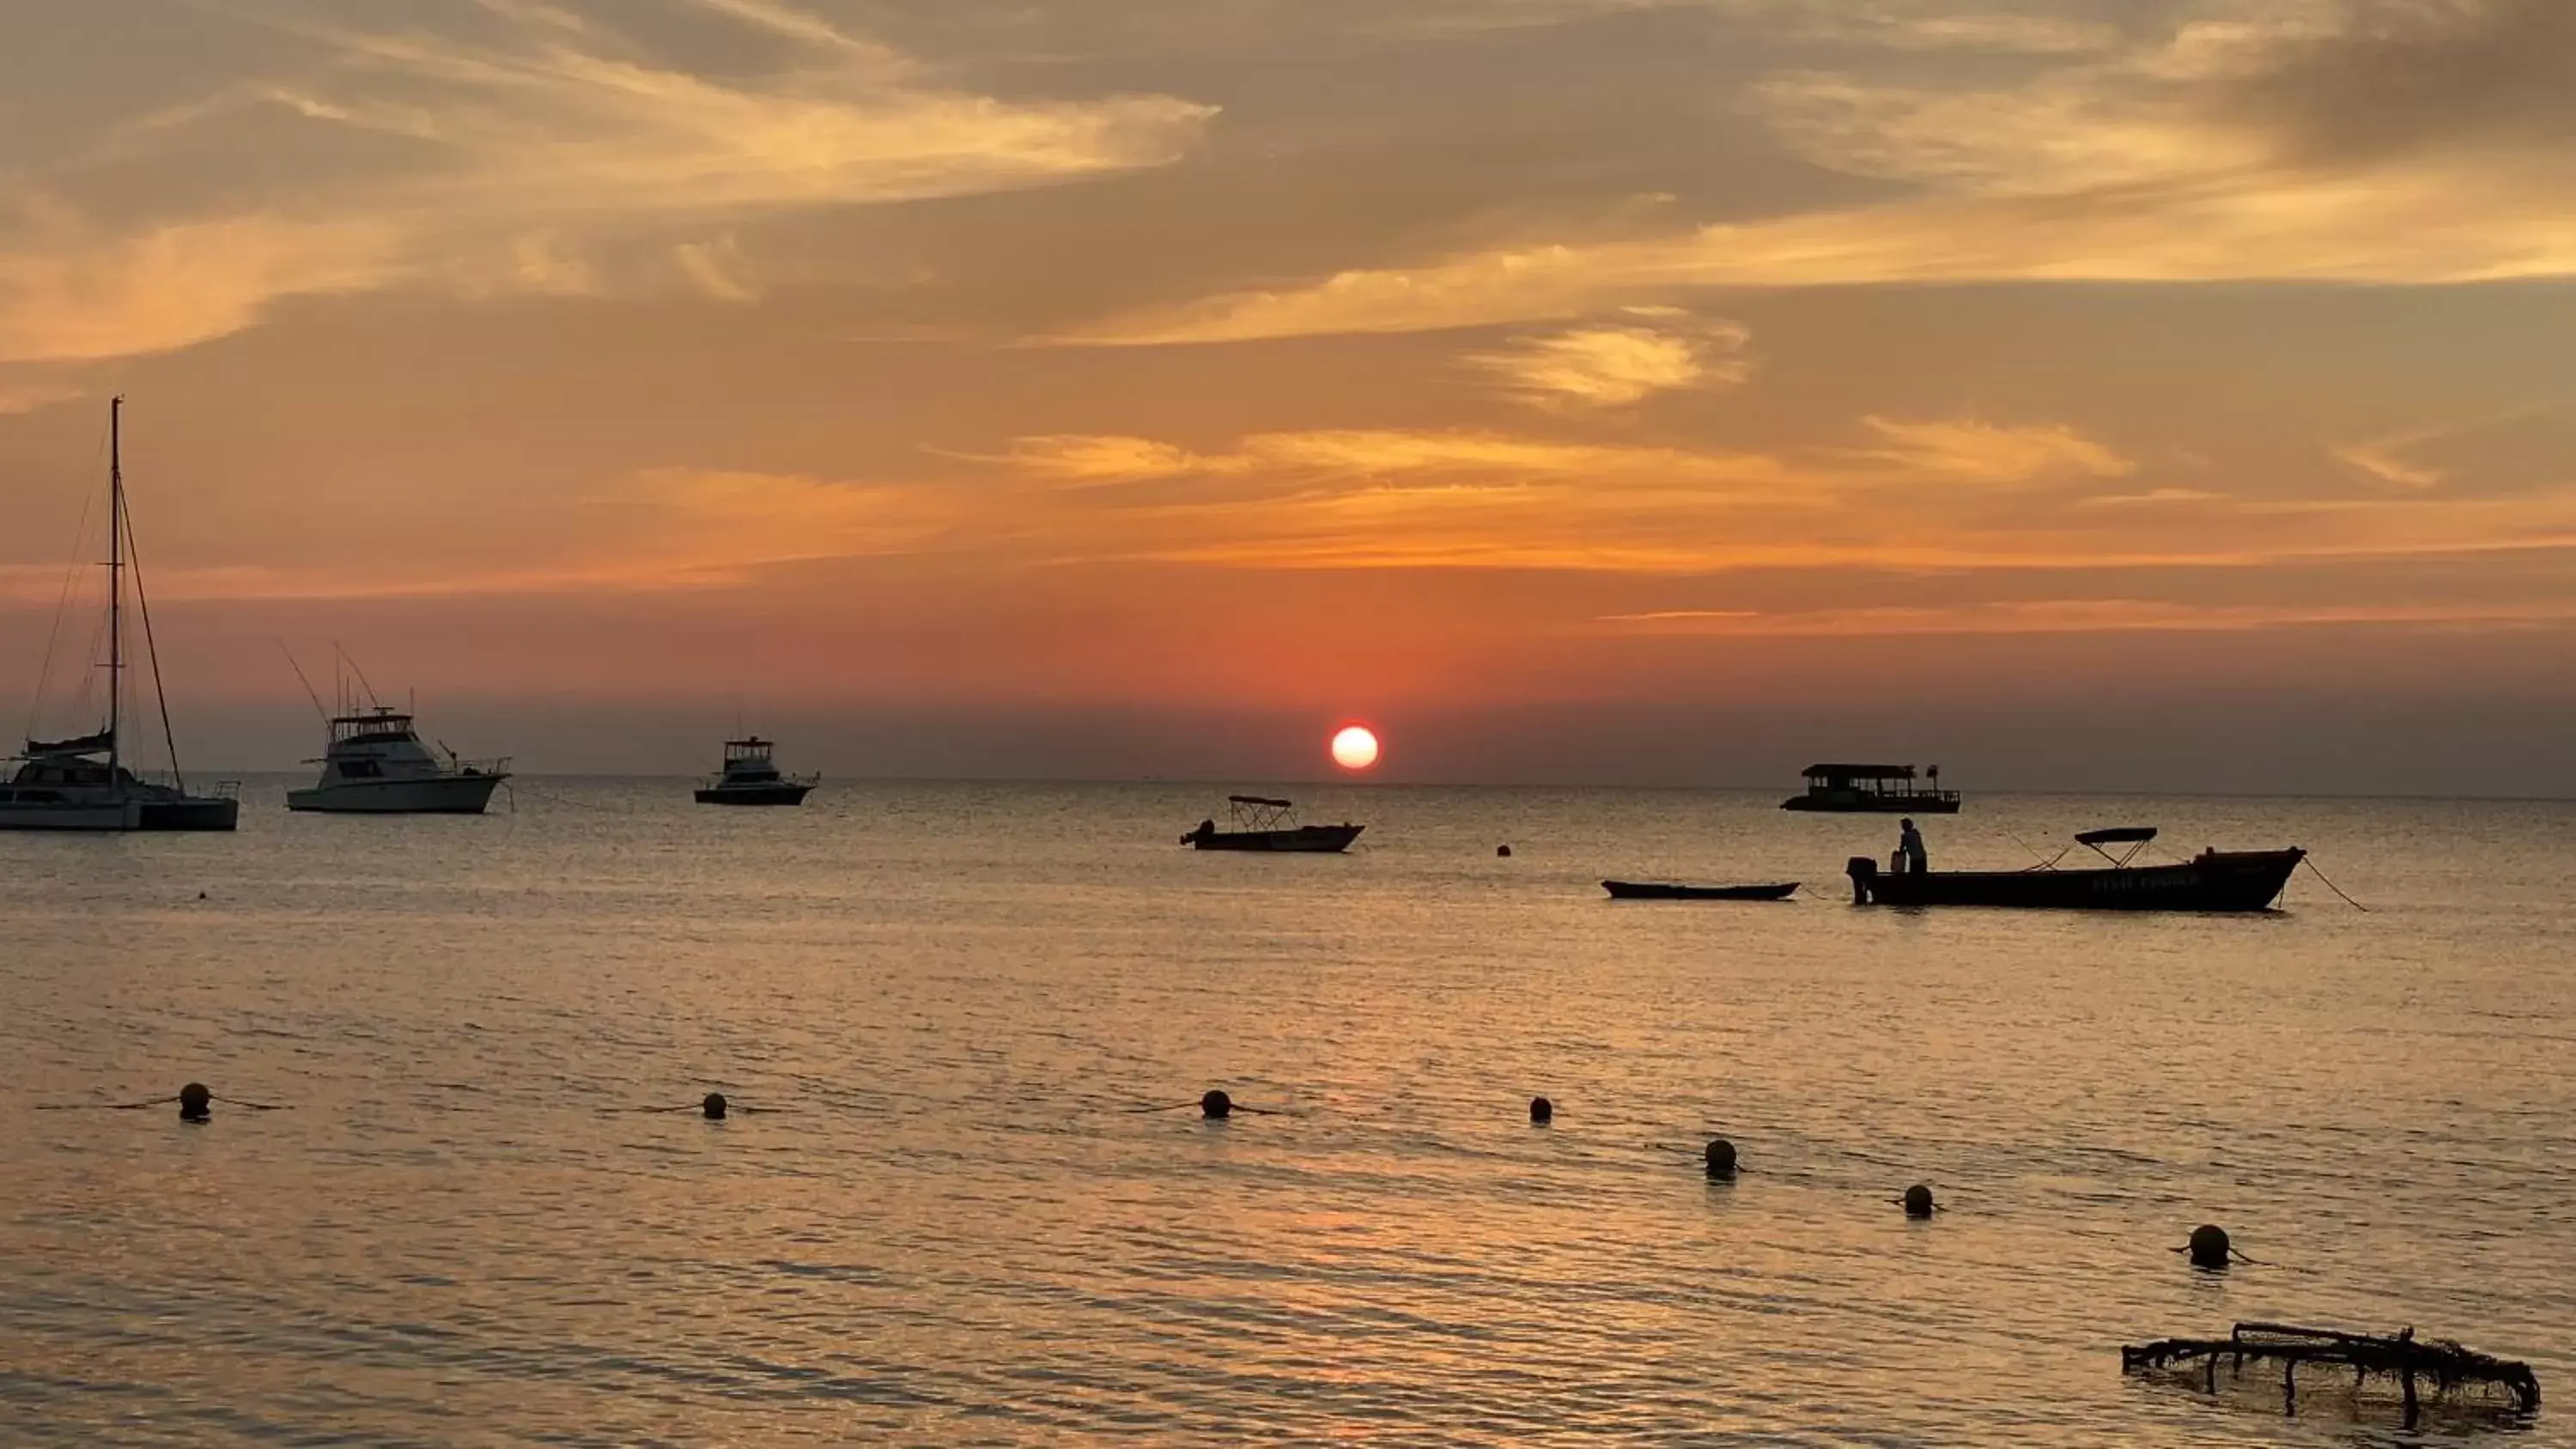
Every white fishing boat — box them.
[286,703,509,815]
[694,737,816,805]
[2,398,240,832]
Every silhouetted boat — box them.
[1782,762,1959,813]
[1848,828,2302,912]
[3,398,238,832]
[695,737,816,805]
[1602,881,1799,900]
[1182,796,1363,852]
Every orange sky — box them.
[3,1,2573,788]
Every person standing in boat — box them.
[1899,817,1929,874]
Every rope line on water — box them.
[37,1094,284,1113]
[2300,857,2371,912]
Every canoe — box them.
[1602,880,1800,901]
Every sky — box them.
[2,0,2573,791]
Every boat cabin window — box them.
[337,759,384,779]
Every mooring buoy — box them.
[1903,1184,1935,1218]
[2188,1223,2231,1269]
[702,1092,728,1121]
[1529,1095,1552,1125]
[1704,1137,1738,1179]
[1200,1088,1233,1120]
[179,1082,211,1123]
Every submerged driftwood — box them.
[2123,1322,2540,1423]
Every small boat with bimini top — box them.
[695,737,817,805]
[2,398,239,832]
[1847,828,2303,912]
[1182,796,1364,852]
[287,702,509,814]
[1783,762,1959,813]
[1602,881,1800,900]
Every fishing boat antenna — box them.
[277,641,330,723]
[343,646,384,712]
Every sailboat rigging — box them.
[3,397,240,831]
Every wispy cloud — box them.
[1464,309,1752,409]
[976,434,1247,483]
[0,212,404,362]
[1843,416,2133,484]
[1072,5,2576,345]
[1595,597,2576,637]
[0,0,1213,361]
[2334,437,2445,490]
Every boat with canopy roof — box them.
[1847,828,2303,911]
[1783,762,1960,813]
[1181,796,1363,852]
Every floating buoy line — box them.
[36,1082,287,1121]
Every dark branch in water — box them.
[2123,1323,2539,1422]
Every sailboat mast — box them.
[107,395,124,776]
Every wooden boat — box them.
[1848,828,2302,912]
[1602,881,1799,900]
[1781,762,1959,813]
[1182,796,1363,852]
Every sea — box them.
[3,781,2570,1446]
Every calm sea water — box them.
[3,781,2570,1446]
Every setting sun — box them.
[1330,725,1381,772]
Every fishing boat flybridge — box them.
[284,666,510,815]
[694,737,817,805]
[2,399,239,832]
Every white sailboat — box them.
[284,661,510,815]
[2,398,240,832]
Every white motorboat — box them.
[287,706,510,814]
[2,398,240,832]
[694,737,817,805]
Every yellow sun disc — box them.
[1331,725,1380,771]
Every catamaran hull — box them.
[0,801,143,830]
[1190,824,1364,852]
[0,796,238,831]
[1849,849,2304,912]
[140,797,240,830]
[288,775,505,814]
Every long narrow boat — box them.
[1847,828,2302,912]
[1603,881,1799,901]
